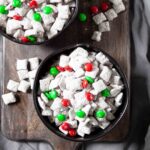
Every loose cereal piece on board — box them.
[98,21,110,32]
[16,59,28,70]
[105,8,118,21]
[17,70,29,80]
[18,80,30,93]
[7,80,19,92]
[91,31,102,42]
[113,2,125,14]
[93,13,106,25]
[2,92,16,105]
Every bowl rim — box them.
[33,43,129,142]
[0,0,79,45]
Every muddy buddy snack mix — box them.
[38,47,124,137]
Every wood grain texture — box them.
[1,0,130,149]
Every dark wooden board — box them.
[1,0,130,149]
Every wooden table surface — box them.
[1,0,130,150]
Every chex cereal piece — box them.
[39,76,53,92]
[42,109,52,116]
[41,93,49,104]
[16,59,28,70]
[100,66,112,82]
[115,92,123,107]
[18,80,30,93]
[96,52,109,64]
[98,21,110,32]
[99,120,110,129]
[2,92,16,105]
[91,31,102,42]
[29,57,39,70]
[38,97,46,110]
[92,79,106,93]
[17,70,29,80]
[69,47,88,58]
[29,78,34,90]
[51,17,66,31]
[105,9,118,21]
[93,13,106,25]
[7,80,19,92]
[59,55,70,67]
[98,97,109,109]
[28,69,37,79]
[109,0,122,5]
[113,2,125,14]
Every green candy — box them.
[13,0,22,7]
[57,114,66,122]
[85,76,94,84]
[78,13,87,22]
[43,6,53,14]
[27,35,37,43]
[49,90,58,100]
[44,91,52,100]
[0,5,8,14]
[50,67,59,76]
[76,110,86,118]
[101,88,111,97]
[96,109,106,118]
[33,12,42,22]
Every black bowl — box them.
[33,44,129,142]
[0,1,78,45]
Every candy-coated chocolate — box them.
[29,0,38,8]
[13,15,23,20]
[85,76,94,84]
[44,91,52,100]
[13,0,22,7]
[68,129,76,136]
[84,63,93,71]
[43,6,53,14]
[76,110,86,118]
[101,2,110,12]
[101,88,111,97]
[96,109,106,118]
[57,114,66,122]
[27,35,37,43]
[90,6,99,14]
[64,66,73,72]
[61,122,70,130]
[33,12,42,22]
[85,92,94,101]
[56,66,65,72]
[0,5,8,14]
[61,99,70,107]
[20,36,29,43]
[78,13,87,22]
[50,66,59,76]
[81,79,88,88]
[49,89,58,100]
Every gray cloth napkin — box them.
[0,0,150,149]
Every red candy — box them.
[64,66,73,72]
[56,66,65,72]
[61,99,70,107]
[20,37,29,43]
[13,15,23,20]
[81,79,88,88]
[68,129,76,137]
[61,122,70,131]
[85,92,94,101]
[101,2,110,12]
[29,0,38,8]
[90,6,99,14]
[84,63,93,71]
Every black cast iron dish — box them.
[33,44,129,142]
[0,0,78,45]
